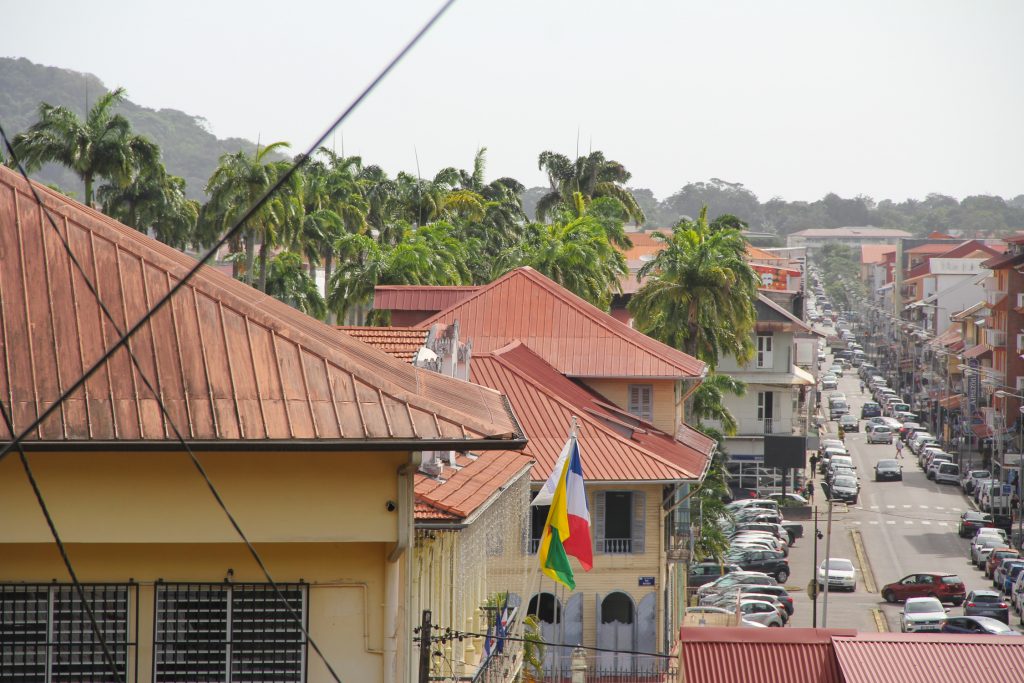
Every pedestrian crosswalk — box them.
[868,504,961,513]
[851,520,949,527]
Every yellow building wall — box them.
[0,449,414,683]
[580,379,680,434]
[0,450,406,543]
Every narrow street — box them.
[784,331,1024,632]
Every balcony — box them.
[986,290,1007,307]
[734,417,803,436]
[601,538,634,554]
[987,329,1006,348]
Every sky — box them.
[4,0,1023,202]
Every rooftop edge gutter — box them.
[12,437,529,453]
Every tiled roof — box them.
[861,244,896,265]
[471,341,713,482]
[415,500,460,521]
[373,285,479,312]
[416,267,706,379]
[982,251,1024,269]
[678,627,851,683]
[415,451,533,522]
[746,245,789,262]
[905,242,958,254]
[832,632,1024,683]
[0,166,523,448]
[622,229,670,262]
[337,327,428,363]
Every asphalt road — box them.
[782,345,1024,632]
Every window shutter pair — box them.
[628,385,653,422]
[592,491,645,553]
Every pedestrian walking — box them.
[895,439,904,459]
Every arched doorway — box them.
[598,591,635,673]
[527,592,562,672]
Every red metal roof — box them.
[962,343,993,359]
[0,166,523,447]
[982,251,1024,269]
[416,267,706,379]
[373,285,479,312]
[337,326,428,363]
[415,451,533,522]
[905,242,958,254]
[471,341,712,482]
[861,244,896,265]
[832,632,1024,683]
[677,627,851,683]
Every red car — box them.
[986,549,1019,578]
[881,573,966,606]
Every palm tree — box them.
[264,251,327,319]
[535,150,645,225]
[13,87,160,207]
[495,201,627,309]
[629,206,759,367]
[97,165,198,248]
[200,141,293,290]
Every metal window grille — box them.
[153,583,307,683]
[0,583,135,683]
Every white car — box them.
[933,462,960,485]
[901,597,947,632]
[1012,572,1024,615]
[738,599,785,627]
[866,425,893,444]
[909,433,936,455]
[972,536,1007,568]
[817,557,857,592]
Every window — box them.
[0,583,134,683]
[628,385,653,422]
[528,505,550,554]
[593,491,646,554]
[154,583,307,683]
[756,335,773,368]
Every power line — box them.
[414,628,675,659]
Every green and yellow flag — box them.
[537,455,575,589]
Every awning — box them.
[973,423,993,439]
[962,343,992,359]
[792,366,816,386]
[939,394,963,409]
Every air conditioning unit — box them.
[1017,333,1024,352]
[1018,292,1024,309]
[1016,376,1024,392]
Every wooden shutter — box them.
[631,491,646,554]
[593,492,606,554]
[628,385,653,421]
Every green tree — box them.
[264,251,327,319]
[495,201,627,309]
[535,150,645,224]
[13,87,160,208]
[629,206,759,367]
[200,141,295,290]
[96,165,199,248]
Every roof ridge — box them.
[418,267,706,377]
[482,343,698,478]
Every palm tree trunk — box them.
[257,240,269,293]
[323,251,335,324]
[84,174,94,208]
[244,232,257,285]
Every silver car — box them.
[866,425,893,444]
[901,597,947,632]
[738,599,785,627]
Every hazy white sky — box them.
[4,0,1023,202]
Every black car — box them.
[725,548,791,583]
[958,511,994,538]
[874,459,903,481]
[861,401,881,418]
[688,561,742,587]
[826,475,859,504]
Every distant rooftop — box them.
[791,227,913,238]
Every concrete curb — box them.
[871,608,889,632]
[851,529,877,593]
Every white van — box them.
[934,462,960,485]
[979,481,1013,512]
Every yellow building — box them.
[0,166,525,683]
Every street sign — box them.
[638,576,655,586]
[1002,484,1013,496]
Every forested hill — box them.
[0,57,262,200]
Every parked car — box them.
[901,597,947,632]
[738,599,785,627]
[697,572,777,598]
[934,462,960,485]
[725,548,791,582]
[829,400,849,420]
[827,475,859,504]
[867,425,894,444]
[986,549,1020,579]
[688,561,742,587]
[962,470,991,494]
[909,433,937,455]
[964,590,1010,623]
[958,511,995,537]
[881,573,966,606]
[972,536,1007,568]
[821,376,838,390]
[817,558,857,592]
[898,422,922,441]
[941,616,1021,635]
[839,414,859,432]
[995,561,1024,594]
[980,481,1014,513]
[1012,573,1024,617]
[924,454,953,479]
[818,439,845,456]
[861,401,881,418]
[829,364,844,378]
[874,459,903,482]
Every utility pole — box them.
[822,500,834,627]
[811,507,819,627]
[417,610,432,683]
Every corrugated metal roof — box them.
[415,450,533,522]
[790,227,913,238]
[860,244,896,264]
[471,341,712,482]
[373,285,479,312]
[982,251,1024,269]
[415,267,706,379]
[832,633,1024,683]
[905,242,958,254]
[337,326,428,363]
[0,166,523,448]
[677,627,851,683]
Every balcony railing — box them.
[734,417,803,436]
[602,538,633,554]
[987,329,1006,347]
